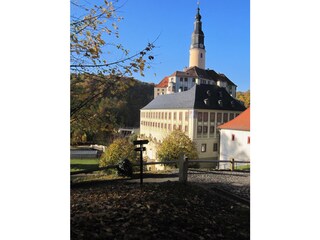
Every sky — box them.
[75,0,250,91]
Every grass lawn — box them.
[70,158,100,172]
[235,164,250,171]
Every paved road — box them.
[128,169,250,200]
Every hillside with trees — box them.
[236,90,250,108]
[71,73,154,145]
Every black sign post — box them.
[133,140,149,184]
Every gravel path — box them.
[187,169,250,200]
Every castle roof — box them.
[155,76,169,88]
[218,107,250,131]
[164,66,237,87]
[142,84,246,111]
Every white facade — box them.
[189,48,206,69]
[167,76,200,94]
[154,87,168,98]
[140,109,243,169]
[155,72,236,98]
[219,129,250,169]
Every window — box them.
[198,112,203,122]
[210,112,215,122]
[210,126,215,134]
[174,112,177,120]
[185,111,189,121]
[197,126,202,134]
[192,78,196,82]
[169,112,171,120]
[230,113,235,120]
[165,112,167,119]
[184,78,188,82]
[203,126,208,134]
[200,53,203,58]
[248,136,250,144]
[179,112,182,121]
[203,112,208,122]
[213,143,218,152]
[232,134,235,141]
[217,113,222,122]
[184,87,188,91]
[201,144,206,152]
[180,77,183,82]
[223,113,228,122]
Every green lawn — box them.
[70,158,100,172]
[235,164,250,171]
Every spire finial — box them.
[195,1,201,20]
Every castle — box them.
[140,5,246,168]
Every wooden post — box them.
[133,140,149,185]
[179,154,188,183]
[139,145,143,184]
[231,158,235,171]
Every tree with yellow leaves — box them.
[157,130,198,161]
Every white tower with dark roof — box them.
[189,4,206,69]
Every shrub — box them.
[100,138,136,167]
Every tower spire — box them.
[189,3,206,69]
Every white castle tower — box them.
[189,4,206,69]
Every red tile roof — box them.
[218,107,250,131]
[155,76,169,88]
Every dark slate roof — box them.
[142,84,246,111]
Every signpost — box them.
[133,140,149,184]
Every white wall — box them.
[219,129,250,169]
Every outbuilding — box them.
[218,107,250,169]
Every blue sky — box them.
[113,0,250,91]
[74,0,250,91]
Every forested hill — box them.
[71,73,154,145]
[236,90,250,108]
